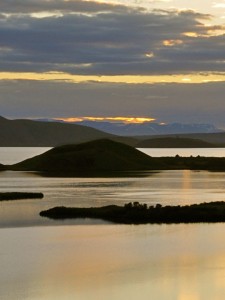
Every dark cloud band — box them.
[0,1,224,75]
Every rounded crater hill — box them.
[10,139,164,172]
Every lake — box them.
[1,148,225,299]
[139,147,225,157]
[1,147,225,165]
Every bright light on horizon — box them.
[56,116,156,124]
[0,71,225,84]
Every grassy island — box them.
[40,201,225,224]
[0,192,44,201]
[3,139,225,173]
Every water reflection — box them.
[1,148,225,299]
[139,147,225,157]
[36,170,158,178]
[1,224,225,300]
[1,170,225,228]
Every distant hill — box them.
[136,133,225,147]
[10,139,165,172]
[0,116,136,147]
[72,120,222,136]
[1,116,225,147]
[136,137,216,148]
[33,118,222,136]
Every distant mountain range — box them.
[1,116,225,147]
[0,116,134,147]
[35,118,223,136]
[136,137,216,148]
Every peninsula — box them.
[40,201,225,224]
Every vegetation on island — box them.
[0,192,44,201]
[40,201,225,224]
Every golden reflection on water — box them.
[2,224,225,299]
[182,170,192,190]
[180,170,192,204]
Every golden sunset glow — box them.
[163,39,183,46]
[145,52,154,58]
[1,71,225,84]
[57,116,156,123]
[182,32,199,37]
[1,0,225,125]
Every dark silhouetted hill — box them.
[5,138,225,173]
[135,133,225,147]
[2,116,225,147]
[10,139,165,172]
[0,116,136,146]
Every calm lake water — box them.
[1,148,225,299]
[139,147,225,157]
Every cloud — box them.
[0,1,224,75]
[1,80,225,127]
[0,0,129,14]
[212,1,225,8]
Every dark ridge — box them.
[0,192,44,201]
[40,201,225,224]
[136,137,216,148]
[135,132,225,146]
[0,116,136,147]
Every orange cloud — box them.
[163,39,183,46]
[57,116,156,124]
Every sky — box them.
[0,0,225,126]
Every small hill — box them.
[10,139,165,172]
[0,116,136,147]
[136,137,216,148]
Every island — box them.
[0,192,44,201]
[40,201,225,224]
[9,139,161,172]
[6,138,225,173]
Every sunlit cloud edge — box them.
[1,71,225,84]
